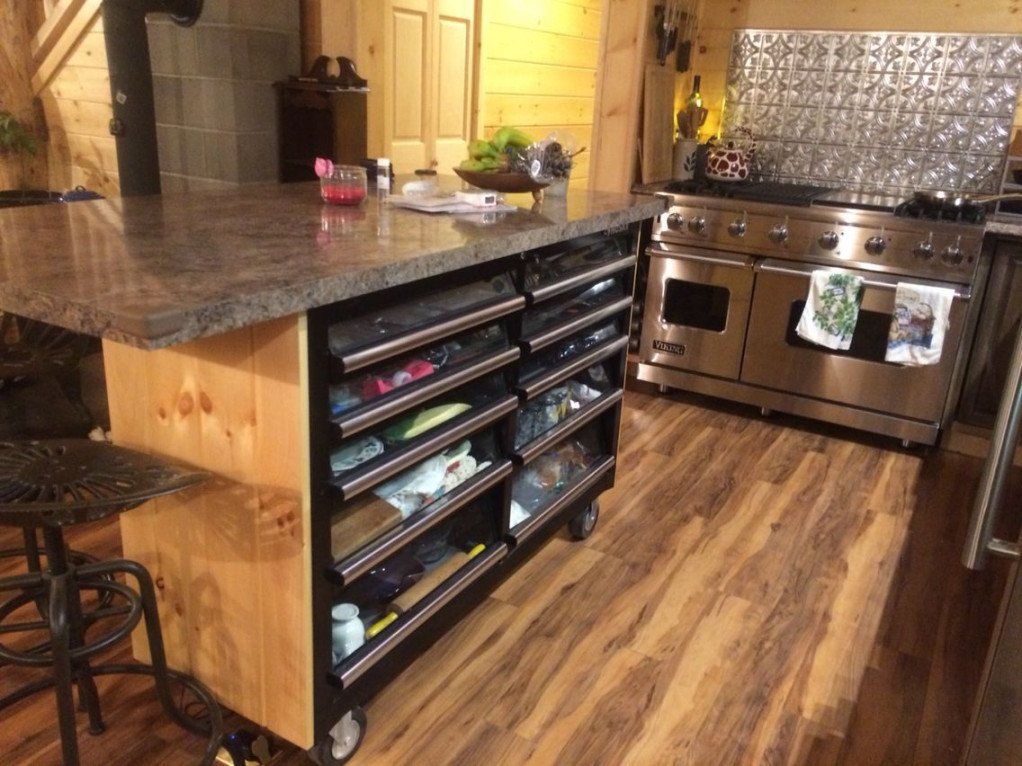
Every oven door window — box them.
[662,279,730,332]
[785,300,892,363]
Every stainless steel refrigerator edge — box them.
[962,283,1022,764]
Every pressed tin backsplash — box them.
[720,30,1022,196]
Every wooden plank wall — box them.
[36,14,119,196]
[299,0,360,75]
[691,0,1022,144]
[102,315,314,748]
[478,0,602,187]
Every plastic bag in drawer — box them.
[511,436,598,514]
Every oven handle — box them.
[646,245,755,270]
[755,259,971,301]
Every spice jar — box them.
[320,165,367,206]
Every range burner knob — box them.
[666,212,684,231]
[818,230,839,250]
[942,242,965,266]
[913,240,936,260]
[864,235,887,256]
[688,215,707,234]
[727,219,747,238]
[768,223,789,244]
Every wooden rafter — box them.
[30,0,102,95]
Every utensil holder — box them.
[673,139,699,181]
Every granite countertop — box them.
[0,182,665,350]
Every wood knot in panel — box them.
[178,391,194,416]
[199,391,213,414]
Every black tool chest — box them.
[304,225,637,763]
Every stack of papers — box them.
[386,194,517,215]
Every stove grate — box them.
[664,179,835,206]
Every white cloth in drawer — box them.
[795,271,865,351]
[885,282,955,366]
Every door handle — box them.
[756,261,971,300]
[646,246,754,269]
[963,318,1022,569]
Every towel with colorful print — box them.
[795,271,864,351]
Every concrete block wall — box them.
[148,0,301,192]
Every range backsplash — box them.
[720,30,1022,196]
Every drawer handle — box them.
[329,460,513,586]
[332,347,520,440]
[526,254,636,304]
[334,295,525,374]
[509,456,615,544]
[522,296,634,354]
[335,542,508,689]
[519,335,629,400]
[331,395,518,500]
[513,390,623,465]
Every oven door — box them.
[741,259,971,423]
[640,244,755,379]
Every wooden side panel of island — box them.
[102,315,314,748]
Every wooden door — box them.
[432,0,475,174]
[383,0,475,175]
[385,0,430,172]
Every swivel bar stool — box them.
[0,312,99,576]
[0,439,223,765]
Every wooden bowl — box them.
[453,168,549,195]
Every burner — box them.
[663,179,835,207]
[894,198,987,224]
[728,181,835,206]
[663,178,741,195]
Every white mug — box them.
[331,603,365,663]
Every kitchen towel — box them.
[796,271,865,350]
[885,282,955,366]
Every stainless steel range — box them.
[636,182,991,445]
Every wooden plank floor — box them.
[0,389,1011,765]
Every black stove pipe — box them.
[101,0,203,197]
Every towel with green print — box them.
[795,271,865,351]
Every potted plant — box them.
[0,107,57,206]
[0,109,38,157]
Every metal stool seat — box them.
[0,440,223,765]
[0,314,87,382]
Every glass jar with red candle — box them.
[320,165,367,206]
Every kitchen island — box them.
[0,182,664,756]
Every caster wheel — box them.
[658,383,670,394]
[760,407,773,417]
[569,500,599,540]
[309,707,366,766]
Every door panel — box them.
[385,0,475,174]
[389,3,430,171]
[640,246,755,380]
[741,264,969,422]
[434,13,472,173]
